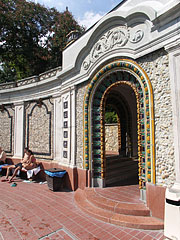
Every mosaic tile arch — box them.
[83,59,155,189]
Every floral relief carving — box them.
[83,26,144,70]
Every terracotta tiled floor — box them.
[0,178,165,240]
[94,185,143,203]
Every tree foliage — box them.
[0,0,85,83]
[105,105,118,124]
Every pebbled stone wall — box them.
[25,99,54,160]
[76,82,88,168]
[137,48,175,187]
[0,106,14,155]
[105,124,119,152]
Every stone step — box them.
[84,188,150,216]
[74,189,164,230]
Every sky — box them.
[31,0,122,29]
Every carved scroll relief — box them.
[83,26,144,70]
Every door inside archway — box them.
[104,84,139,187]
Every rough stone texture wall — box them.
[76,82,88,168]
[0,106,14,155]
[25,99,54,160]
[105,124,119,152]
[137,49,175,187]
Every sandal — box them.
[10,183,17,187]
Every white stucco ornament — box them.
[83,26,144,70]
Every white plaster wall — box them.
[14,103,24,158]
[62,0,180,78]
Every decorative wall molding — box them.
[39,67,61,81]
[62,93,70,162]
[83,26,144,70]
[14,103,24,158]
[16,76,39,87]
[53,95,62,161]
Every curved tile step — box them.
[74,189,164,230]
[84,188,150,216]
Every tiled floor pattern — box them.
[94,185,143,203]
[38,228,77,240]
[0,178,165,240]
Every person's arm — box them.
[31,155,37,167]
[0,151,6,161]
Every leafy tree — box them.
[0,61,16,83]
[105,105,118,124]
[0,0,85,83]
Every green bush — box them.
[105,111,118,124]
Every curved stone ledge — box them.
[0,66,62,91]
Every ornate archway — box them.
[83,59,155,189]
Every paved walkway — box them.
[0,178,165,240]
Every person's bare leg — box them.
[6,166,14,179]
[1,166,14,182]
[8,166,20,182]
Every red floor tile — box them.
[0,179,164,240]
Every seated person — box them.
[0,147,6,165]
[22,150,37,170]
[22,147,29,163]
[2,148,37,182]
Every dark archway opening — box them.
[104,84,139,187]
